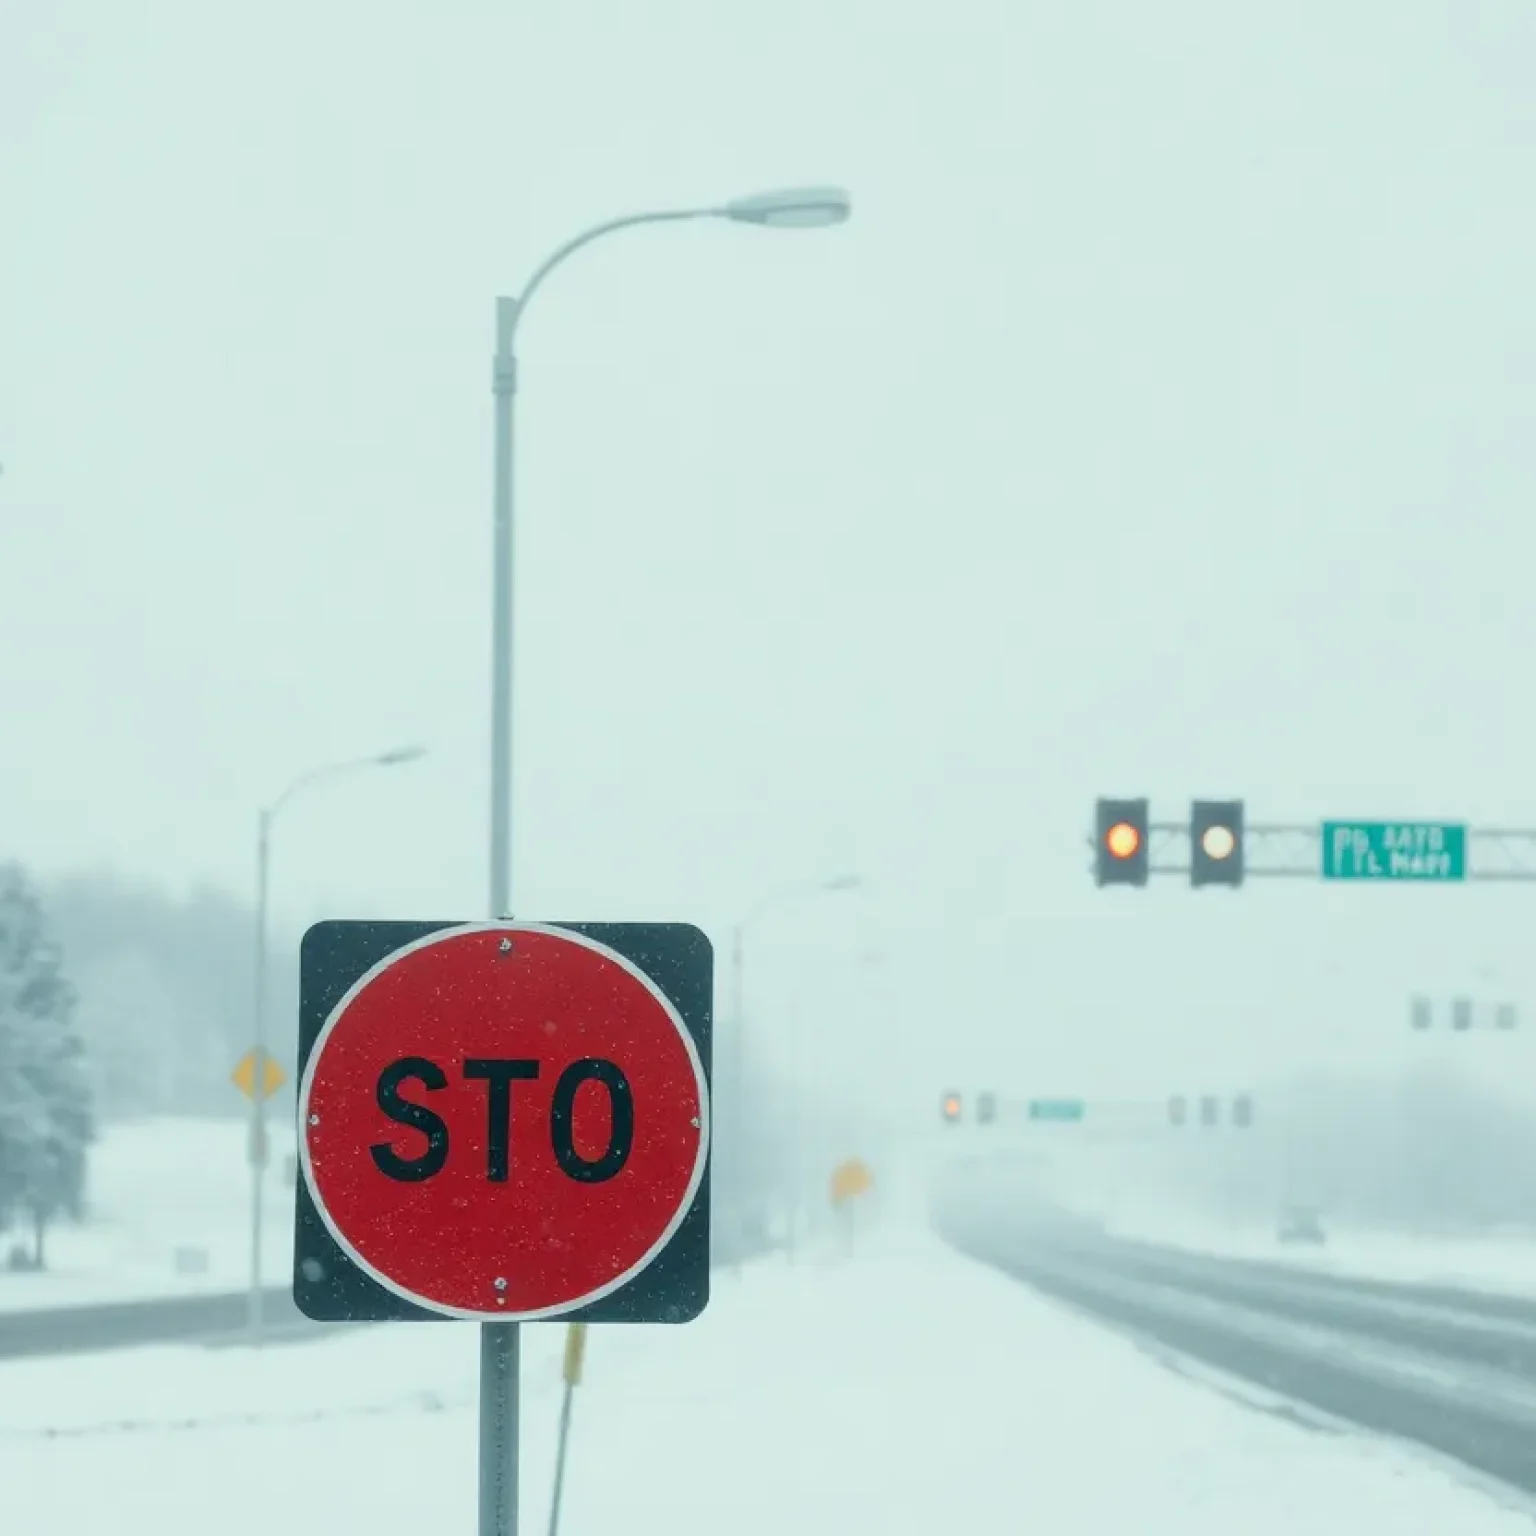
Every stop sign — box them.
[295,920,711,1322]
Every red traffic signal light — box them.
[1094,798,1150,887]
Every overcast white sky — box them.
[5,1,1536,1119]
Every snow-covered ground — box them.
[13,1118,1536,1329]
[0,1213,1531,1534]
[0,1117,297,1311]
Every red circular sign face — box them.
[298,923,709,1320]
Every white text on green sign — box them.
[1320,821,1467,882]
[1028,1099,1085,1122]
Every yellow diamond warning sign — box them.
[232,1048,286,1102]
[829,1157,874,1208]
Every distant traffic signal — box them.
[942,1092,963,1124]
[1410,996,1432,1030]
[1095,798,1149,887]
[976,1092,997,1125]
[1190,799,1244,888]
[1452,997,1473,1031]
[1171,1093,1253,1128]
[1497,1002,1518,1031]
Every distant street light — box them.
[730,873,864,1052]
[246,744,426,1343]
[725,874,862,1266]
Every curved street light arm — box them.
[738,874,861,935]
[266,751,418,820]
[504,207,717,354]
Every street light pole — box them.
[245,744,426,1344]
[481,185,851,1536]
[481,185,850,1536]
[249,804,272,1335]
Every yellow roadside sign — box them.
[232,1048,286,1101]
[829,1157,874,1208]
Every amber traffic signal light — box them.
[1095,798,1149,887]
[1191,800,1244,888]
[942,1092,962,1124]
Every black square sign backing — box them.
[292,919,713,1325]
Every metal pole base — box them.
[479,1322,521,1536]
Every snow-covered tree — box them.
[0,862,94,1267]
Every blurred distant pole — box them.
[784,947,886,1261]
[246,744,426,1345]
[486,186,851,1536]
[728,873,862,1271]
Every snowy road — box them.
[943,1214,1536,1496]
[1,1221,1532,1535]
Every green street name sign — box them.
[1028,1099,1085,1122]
[1320,820,1467,882]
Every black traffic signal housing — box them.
[1168,1094,1187,1128]
[1190,799,1244,888]
[1232,1093,1254,1129]
[1199,1094,1219,1127]
[1095,798,1149,887]
[942,1091,963,1124]
[976,1091,997,1126]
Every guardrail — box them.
[0,1287,306,1362]
[0,1221,781,1363]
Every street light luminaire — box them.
[376,745,429,767]
[723,185,852,229]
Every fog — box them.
[6,1,1536,1225]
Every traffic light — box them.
[1190,799,1244,888]
[1168,1094,1187,1128]
[942,1092,963,1124]
[1095,798,1149,887]
[1232,1094,1254,1129]
[1199,1094,1219,1127]
[977,1092,997,1125]
[1410,996,1432,1031]
[1452,997,1473,1031]
[1497,1002,1518,1031]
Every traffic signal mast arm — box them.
[1089,815,1536,882]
